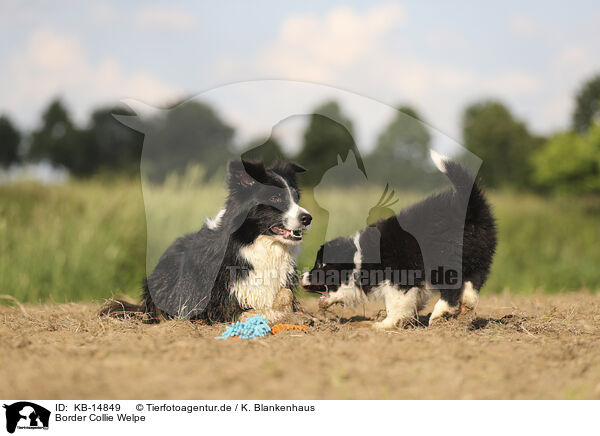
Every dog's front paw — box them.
[372,319,398,331]
[459,283,479,316]
[272,288,294,312]
[429,300,461,326]
[238,310,261,323]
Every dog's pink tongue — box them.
[272,226,291,237]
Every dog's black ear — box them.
[227,159,267,189]
[286,162,307,173]
[270,161,307,176]
[287,162,307,173]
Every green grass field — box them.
[2,177,600,303]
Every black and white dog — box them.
[301,151,496,329]
[101,160,312,324]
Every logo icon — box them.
[3,402,50,434]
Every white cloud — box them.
[0,28,180,126]
[484,71,541,95]
[427,27,471,51]
[535,46,600,132]
[135,5,196,32]
[214,3,546,139]
[258,3,405,80]
[553,46,596,74]
[4,2,596,143]
[90,2,120,25]
[509,15,543,37]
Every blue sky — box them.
[1,0,599,147]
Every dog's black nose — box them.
[299,213,312,226]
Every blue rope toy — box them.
[216,315,271,340]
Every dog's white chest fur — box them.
[231,235,297,310]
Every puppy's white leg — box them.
[372,286,421,330]
[416,287,433,312]
[320,283,367,309]
[460,281,479,314]
[429,290,461,326]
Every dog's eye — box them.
[270,195,282,203]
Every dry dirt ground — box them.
[1,293,599,399]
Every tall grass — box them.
[1,178,599,303]
[0,180,146,303]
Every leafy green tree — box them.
[532,125,600,194]
[29,100,143,177]
[141,100,234,181]
[296,101,363,186]
[0,115,20,167]
[29,99,95,176]
[573,74,600,133]
[462,100,542,188]
[86,106,143,174]
[376,106,430,157]
[366,105,442,189]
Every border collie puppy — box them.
[301,151,496,329]
[101,159,311,324]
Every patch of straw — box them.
[0,294,30,317]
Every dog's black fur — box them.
[101,159,310,324]
[301,152,497,327]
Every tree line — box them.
[1,74,599,193]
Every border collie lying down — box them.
[301,151,497,329]
[101,160,312,324]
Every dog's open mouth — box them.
[302,284,329,300]
[315,288,329,300]
[270,225,303,241]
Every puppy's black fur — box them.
[302,152,497,327]
[101,160,309,324]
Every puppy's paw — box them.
[273,288,295,312]
[372,319,398,331]
[238,310,261,323]
[429,300,461,326]
[459,282,479,316]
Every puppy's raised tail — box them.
[430,150,475,194]
[429,149,492,225]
